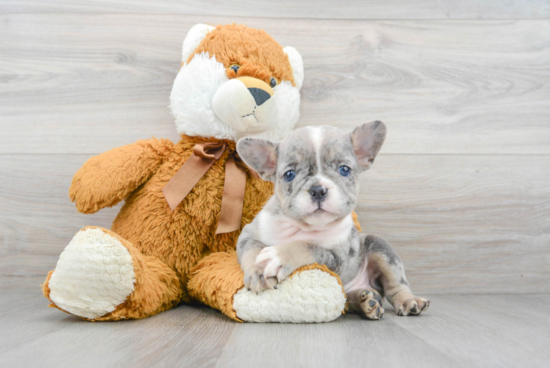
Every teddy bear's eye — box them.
[270,77,277,88]
[230,64,240,74]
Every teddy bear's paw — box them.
[233,268,346,323]
[48,228,136,320]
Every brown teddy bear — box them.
[42,24,351,323]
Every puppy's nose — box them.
[309,185,328,203]
[236,76,274,106]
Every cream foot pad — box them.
[233,268,346,323]
[48,228,136,319]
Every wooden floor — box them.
[1,290,549,368]
[1,1,549,367]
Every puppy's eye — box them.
[283,170,295,182]
[339,165,351,177]
[270,77,277,88]
[230,64,240,73]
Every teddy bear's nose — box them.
[248,88,271,106]
[236,76,274,106]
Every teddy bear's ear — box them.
[181,24,216,64]
[283,46,304,90]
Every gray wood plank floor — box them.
[1,291,548,368]
[1,1,549,366]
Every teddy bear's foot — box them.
[189,252,346,323]
[44,227,183,321]
[46,228,136,319]
[233,265,346,323]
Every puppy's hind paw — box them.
[359,289,384,320]
[395,297,430,316]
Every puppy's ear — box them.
[237,138,278,182]
[350,121,387,172]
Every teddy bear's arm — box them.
[69,139,170,214]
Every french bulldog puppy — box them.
[235,122,430,319]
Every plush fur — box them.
[47,228,136,319]
[44,226,183,321]
[44,136,273,319]
[171,24,302,141]
[188,252,346,323]
[190,25,296,85]
[43,24,349,322]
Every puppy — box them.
[236,122,430,319]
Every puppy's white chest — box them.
[258,212,352,248]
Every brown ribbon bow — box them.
[162,142,247,234]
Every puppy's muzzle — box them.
[309,185,328,203]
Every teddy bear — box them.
[42,23,351,323]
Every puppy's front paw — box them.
[255,246,294,283]
[244,265,277,293]
[256,247,282,279]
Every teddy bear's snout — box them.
[212,76,277,135]
[235,76,274,106]
[248,88,270,106]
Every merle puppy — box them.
[235,122,430,319]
